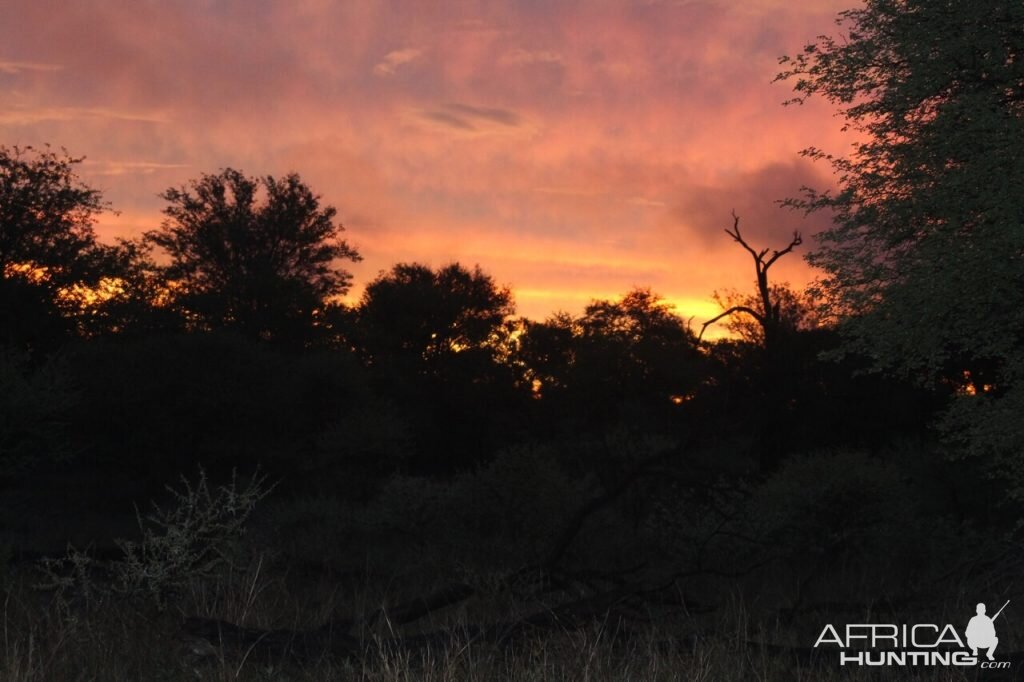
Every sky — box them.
[1,0,855,323]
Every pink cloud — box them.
[373,48,423,76]
[1,0,854,320]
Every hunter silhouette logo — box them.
[813,600,1011,669]
[967,600,1008,661]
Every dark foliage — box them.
[0,145,129,350]
[518,288,704,433]
[777,0,1024,492]
[354,262,524,473]
[146,169,360,344]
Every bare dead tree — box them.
[699,212,802,349]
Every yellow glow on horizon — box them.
[57,276,126,308]
[4,261,50,284]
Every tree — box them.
[354,262,519,472]
[146,168,360,342]
[70,238,183,337]
[777,0,1024,489]
[519,289,703,428]
[0,145,112,348]
[699,213,804,349]
[576,288,701,398]
[711,283,819,347]
[356,262,515,377]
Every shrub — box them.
[37,467,272,609]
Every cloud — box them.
[669,160,836,247]
[500,48,563,66]
[0,106,169,125]
[83,160,190,176]
[422,109,477,131]
[415,102,527,136]
[0,60,62,74]
[0,0,854,320]
[373,48,422,76]
[628,197,667,208]
[449,103,521,126]
[533,186,598,197]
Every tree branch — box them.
[698,305,764,342]
[724,211,761,262]
[764,231,803,269]
[702,213,802,345]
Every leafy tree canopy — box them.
[0,145,107,279]
[0,145,126,347]
[778,0,1024,488]
[147,168,360,342]
[520,289,702,421]
[778,0,1024,378]
[356,262,515,375]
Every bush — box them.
[37,468,272,609]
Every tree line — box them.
[0,138,948,522]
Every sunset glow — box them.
[1,0,853,321]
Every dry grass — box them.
[1,468,1012,680]
[0,552,999,682]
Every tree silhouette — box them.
[520,289,702,428]
[0,145,113,348]
[778,0,1024,491]
[711,285,818,347]
[699,213,802,350]
[697,215,809,472]
[576,288,701,407]
[356,262,514,376]
[146,168,360,343]
[355,262,519,472]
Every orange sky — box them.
[1,0,855,322]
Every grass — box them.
[0,550,1006,682]
[4,468,1018,681]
